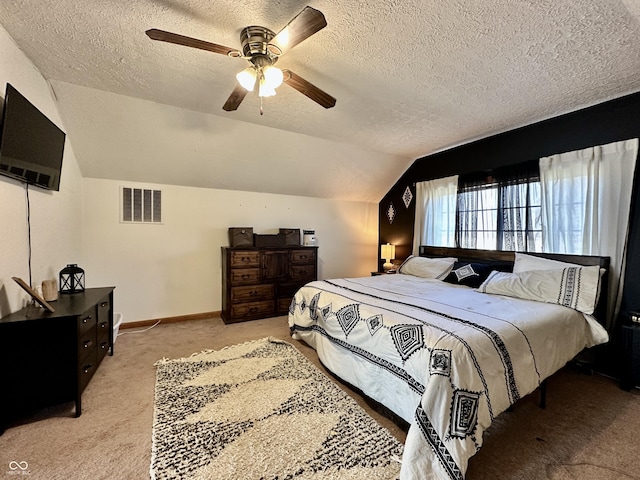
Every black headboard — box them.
[418,246,610,327]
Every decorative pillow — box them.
[398,255,457,279]
[513,252,581,273]
[442,262,495,288]
[477,265,601,314]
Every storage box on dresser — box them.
[222,246,318,323]
[0,287,114,434]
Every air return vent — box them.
[121,186,162,224]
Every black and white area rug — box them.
[150,337,403,479]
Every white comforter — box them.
[288,274,608,480]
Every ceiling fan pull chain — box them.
[260,96,264,116]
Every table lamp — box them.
[381,243,396,272]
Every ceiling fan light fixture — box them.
[263,65,284,89]
[258,78,277,98]
[236,67,257,91]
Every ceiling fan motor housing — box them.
[239,26,281,64]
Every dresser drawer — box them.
[97,297,110,322]
[97,317,110,339]
[78,326,97,363]
[230,268,261,285]
[230,300,275,319]
[230,251,260,267]
[231,284,274,303]
[291,249,316,264]
[77,309,96,336]
[78,350,97,394]
[97,339,110,363]
[278,282,303,297]
[291,265,315,282]
[277,297,293,315]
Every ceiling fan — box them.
[145,6,336,114]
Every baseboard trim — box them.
[120,311,221,330]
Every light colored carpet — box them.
[150,337,402,479]
[0,315,638,480]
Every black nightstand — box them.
[621,322,640,391]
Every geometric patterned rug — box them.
[150,337,403,479]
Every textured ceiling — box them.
[1,0,640,202]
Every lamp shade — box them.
[380,243,395,260]
[236,67,257,91]
[258,78,277,97]
[263,66,284,89]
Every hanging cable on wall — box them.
[25,183,33,290]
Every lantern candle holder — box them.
[59,264,85,294]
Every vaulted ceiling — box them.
[1,0,639,202]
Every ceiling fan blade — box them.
[282,70,336,109]
[146,29,238,56]
[270,7,327,56]
[222,84,249,111]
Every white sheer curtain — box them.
[540,138,639,328]
[412,175,458,255]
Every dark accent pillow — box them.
[443,262,495,288]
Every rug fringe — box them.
[153,336,292,366]
[266,336,293,346]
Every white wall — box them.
[0,24,379,324]
[82,178,379,323]
[0,25,84,317]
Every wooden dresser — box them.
[222,246,318,323]
[0,287,114,434]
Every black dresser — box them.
[0,287,114,434]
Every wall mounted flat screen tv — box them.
[0,83,65,191]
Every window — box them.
[538,138,639,327]
[456,182,497,250]
[413,175,458,254]
[455,161,541,252]
[414,140,638,328]
[500,181,542,252]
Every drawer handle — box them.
[100,302,109,308]
[300,255,308,260]
[82,315,92,324]
[249,290,259,296]
[99,322,108,329]
[249,307,258,313]
[241,274,251,279]
[100,342,108,350]
[83,340,93,349]
[83,364,93,374]
[241,256,252,262]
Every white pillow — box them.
[398,256,457,279]
[513,252,581,273]
[477,265,601,314]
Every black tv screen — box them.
[0,83,65,191]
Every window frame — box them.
[454,161,541,252]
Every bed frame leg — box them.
[539,380,547,409]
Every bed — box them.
[288,246,610,480]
